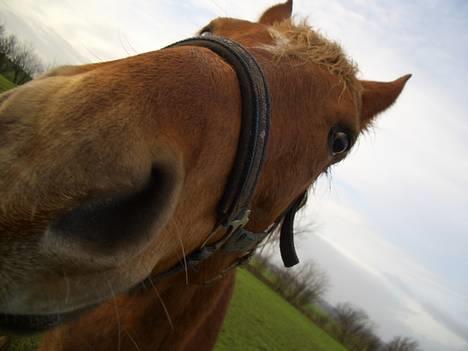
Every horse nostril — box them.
[46,166,179,263]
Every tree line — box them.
[0,24,46,84]
[247,237,422,351]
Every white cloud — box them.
[402,299,467,350]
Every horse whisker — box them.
[173,221,189,285]
[207,0,228,16]
[123,33,138,55]
[118,30,131,57]
[147,277,175,331]
[106,280,122,351]
[124,330,142,351]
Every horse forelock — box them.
[260,18,361,97]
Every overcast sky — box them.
[1,1,467,350]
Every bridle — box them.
[152,36,306,284]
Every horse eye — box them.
[329,130,351,156]
[200,26,212,37]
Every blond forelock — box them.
[261,19,360,96]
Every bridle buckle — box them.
[226,209,251,233]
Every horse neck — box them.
[39,269,236,351]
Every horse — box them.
[0,1,410,350]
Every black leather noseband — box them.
[152,36,304,284]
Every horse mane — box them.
[261,18,360,95]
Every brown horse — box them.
[0,1,410,350]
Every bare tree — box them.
[268,261,329,306]
[332,303,375,345]
[0,24,45,83]
[348,327,382,351]
[7,41,45,83]
[290,262,329,305]
[383,336,421,351]
[0,25,18,71]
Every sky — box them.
[0,1,467,350]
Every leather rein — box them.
[152,36,305,285]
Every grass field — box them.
[0,74,15,92]
[215,269,347,351]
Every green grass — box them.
[0,74,16,92]
[215,269,347,351]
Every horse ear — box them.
[360,74,412,128]
[259,0,293,25]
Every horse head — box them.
[0,0,410,338]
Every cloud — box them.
[0,6,87,65]
[401,299,467,351]
[419,301,468,345]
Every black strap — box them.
[166,36,271,228]
[280,193,307,267]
